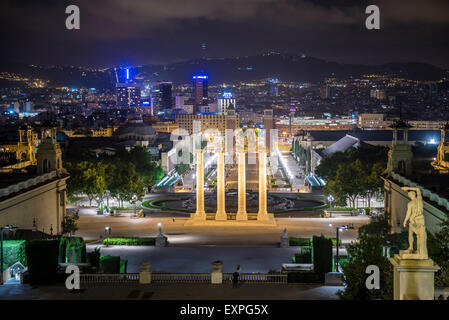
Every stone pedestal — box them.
[139,261,151,284]
[236,151,248,221]
[211,261,223,284]
[280,228,289,248]
[389,254,440,300]
[155,233,167,247]
[194,149,206,220]
[215,151,227,221]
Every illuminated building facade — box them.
[193,74,208,113]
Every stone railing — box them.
[223,273,288,284]
[79,272,287,284]
[80,273,139,284]
[152,273,211,283]
[390,172,449,211]
[0,171,57,198]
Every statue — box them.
[401,187,428,259]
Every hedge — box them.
[100,255,120,273]
[26,239,60,285]
[312,235,333,277]
[289,237,312,246]
[120,259,128,274]
[2,240,26,271]
[87,247,101,269]
[103,237,156,246]
[59,237,86,263]
[292,247,312,263]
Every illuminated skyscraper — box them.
[193,74,208,113]
[116,83,140,107]
[217,92,236,115]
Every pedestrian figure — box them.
[232,271,239,288]
[173,218,175,223]
[232,265,241,288]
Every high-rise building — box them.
[116,83,140,107]
[149,81,173,115]
[193,74,208,113]
[159,82,173,111]
[217,92,236,115]
[320,85,331,99]
[370,89,387,100]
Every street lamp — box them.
[132,194,138,217]
[157,222,162,236]
[327,195,334,209]
[105,190,111,210]
[1,225,17,285]
[335,224,354,272]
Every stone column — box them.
[215,151,227,220]
[236,151,247,220]
[194,149,206,220]
[257,148,269,220]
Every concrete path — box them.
[0,282,341,300]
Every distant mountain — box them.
[0,53,446,88]
[134,53,447,84]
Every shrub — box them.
[87,247,101,270]
[100,255,120,273]
[293,247,312,263]
[120,259,128,274]
[103,237,156,246]
[59,237,86,263]
[2,240,26,271]
[26,239,60,285]
[289,237,312,246]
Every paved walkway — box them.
[0,283,341,300]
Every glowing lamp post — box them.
[132,194,138,217]
[335,224,354,272]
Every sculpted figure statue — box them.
[401,187,428,259]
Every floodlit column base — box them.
[215,211,227,221]
[184,215,276,226]
[389,254,440,300]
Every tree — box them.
[62,213,79,236]
[66,161,107,206]
[323,160,366,208]
[362,162,384,207]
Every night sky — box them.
[1,0,449,68]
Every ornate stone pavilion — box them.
[185,132,276,226]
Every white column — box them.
[258,148,268,220]
[236,150,248,220]
[215,151,227,220]
[194,149,206,219]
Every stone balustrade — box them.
[391,172,449,211]
[0,171,57,198]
